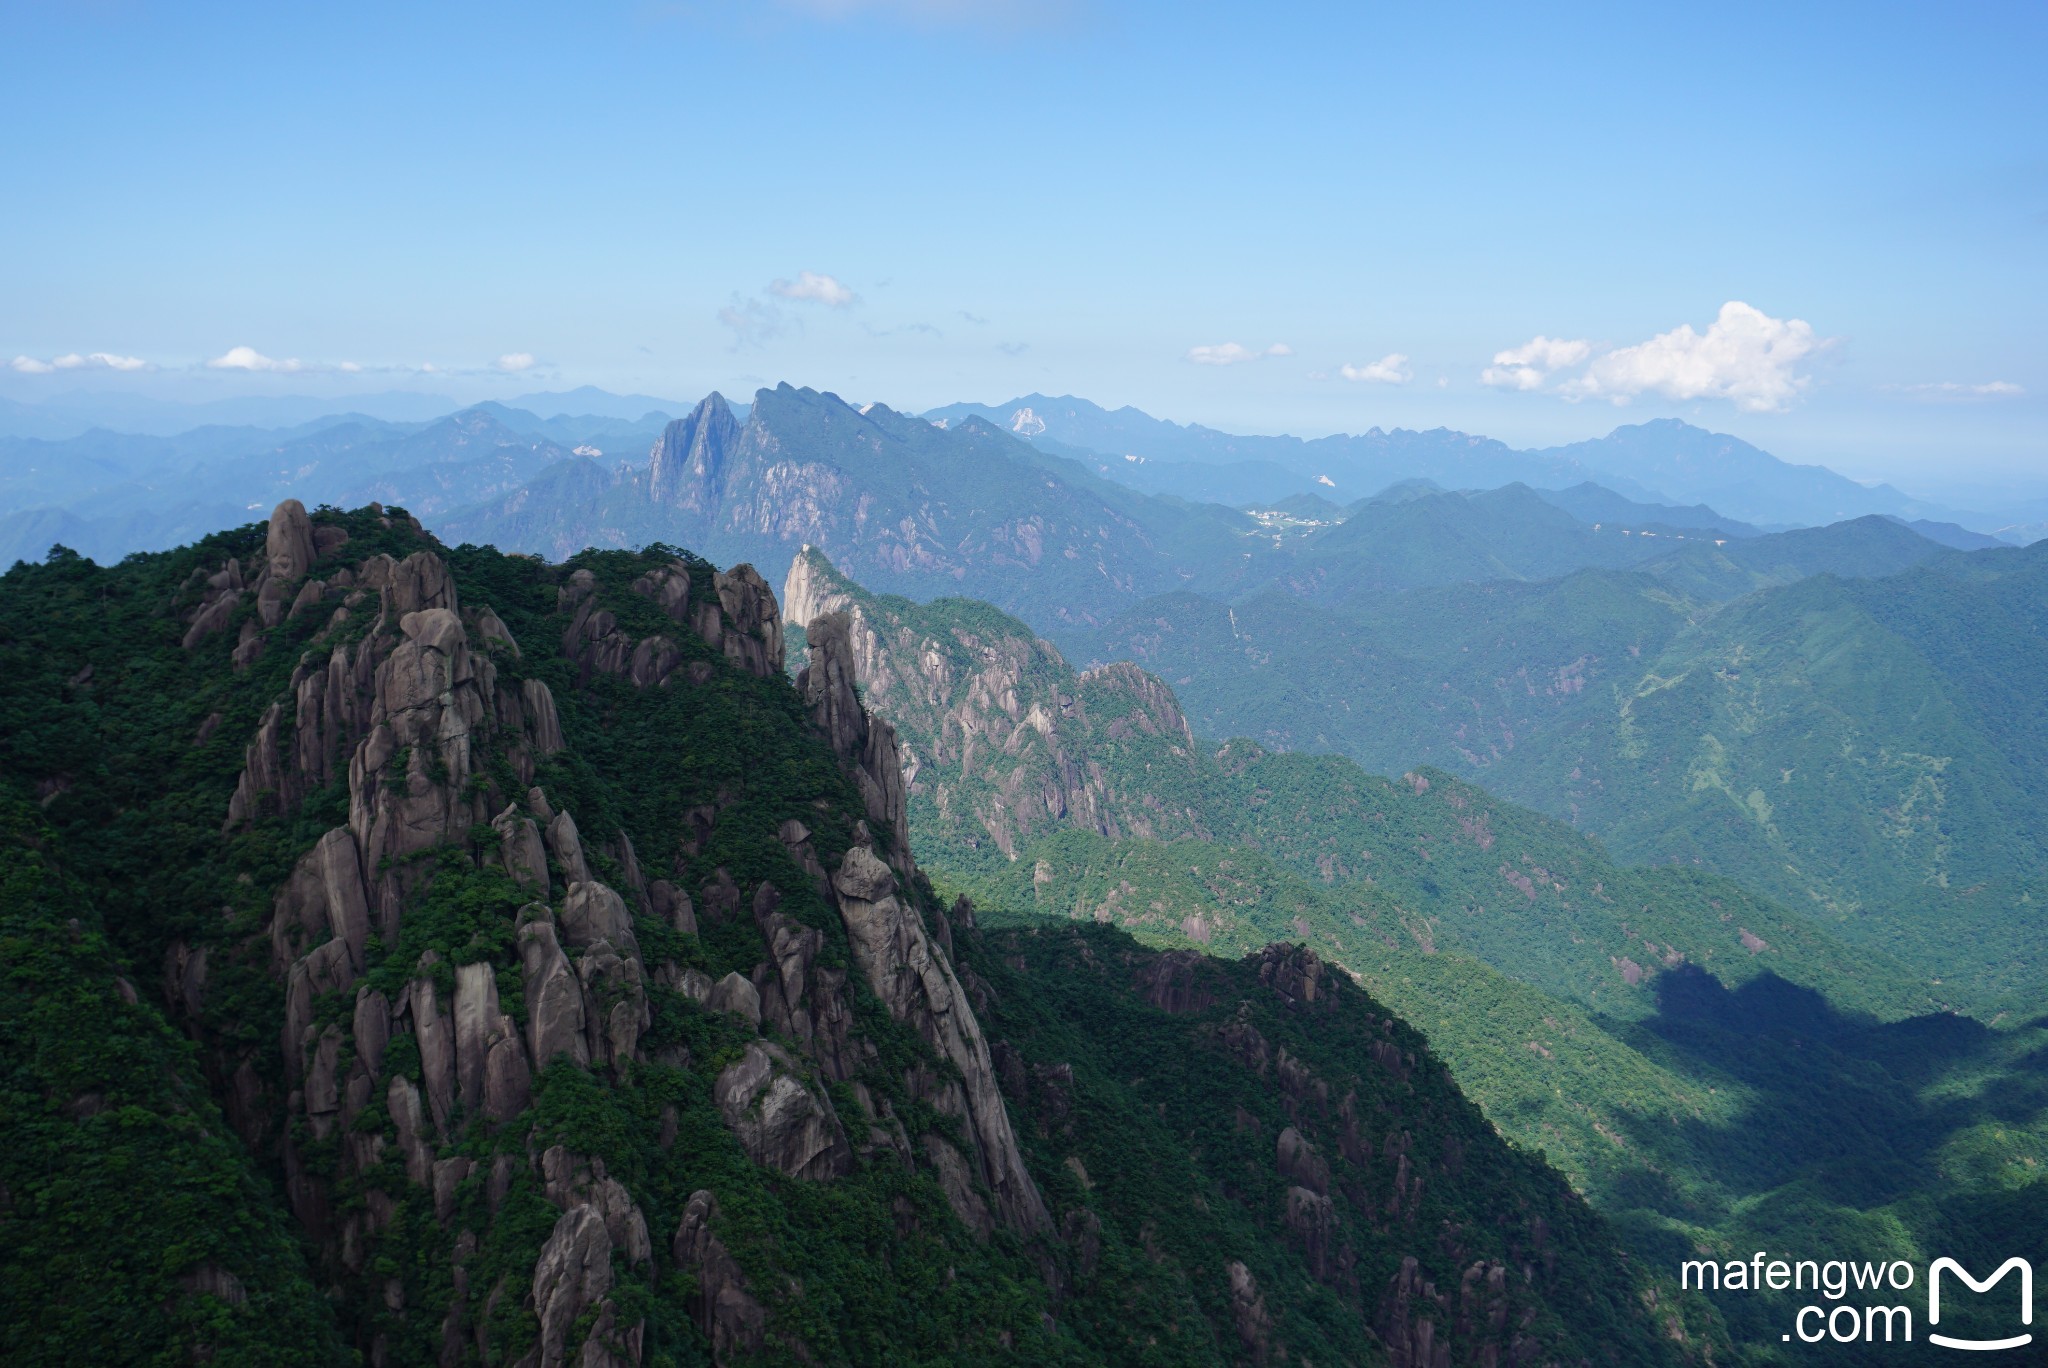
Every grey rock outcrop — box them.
[711,565,784,678]
[629,561,693,623]
[546,811,590,887]
[560,879,637,960]
[829,844,1049,1235]
[647,394,740,511]
[672,1191,767,1362]
[713,1041,851,1182]
[267,498,318,583]
[799,611,909,868]
[492,804,549,889]
[519,912,590,1070]
[270,827,371,972]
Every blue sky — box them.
[1,0,2042,490]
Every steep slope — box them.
[779,552,2048,1363]
[0,503,1686,1365]
[1478,545,2048,1000]
[784,548,1925,1020]
[444,385,1268,631]
[1077,536,2042,1001]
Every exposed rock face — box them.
[798,611,910,869]
[267,498,318,583]
[713,1041,851,1182]
[520,912,590,1069]
[209,512,1091,1361]
[711,565,783,678]
[829,844,1049,1235]
[647,393,741,511]
[784,546,1208,861]
[270,827,371,974]
[630,561,692,624]
[492,804,549,889]
[1228,1260,1274,1366]
[671,1192,766,1361]
[526,1207,620,1368]
[346,596,498,937]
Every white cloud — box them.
[1560,302,1820,412]
[768,270,857,307]
[1899,380,2024,400]
[496,352,536,372]
[1480,335,1593,391]
[208,345,305,373]
[12,351,149,373]
[1186,341,1291,366]
[1340,353,1412,385]
[1482,303,1826,413]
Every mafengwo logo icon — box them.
[1682,1253,2037,1349]
[1928,1257,2032,1352]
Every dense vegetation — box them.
[790,553,2048,1364]
[1077,536,2048,1010]
[0,509,1690,1365]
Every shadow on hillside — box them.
[1611,965,2048,1212]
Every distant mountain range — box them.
[0,404,681,567]
[926,393,2022,534]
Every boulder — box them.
[527,1206,613,1368]
[712,564,784,678]
[269,827,371,971]
[707,970,761,1027]
[411,955,457,1135]
[482,1032,532,1123]
[453,961,500,1115]
[266,499,317,583]
[491,804,548,889]
[522,679,564,755]
[519,913,589,1069]
[560,879,637,960]
[712,1041,850,1181]
[629,561,693,623]
[546,812,591,887]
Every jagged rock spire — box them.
[798,610,910,870]
[647,392,740,510]
[266,499,317,583]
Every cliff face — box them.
[442,383,1267,633]
[199,502,1059,1363]
[785,546,1210,864]
[0,503,1695,1367]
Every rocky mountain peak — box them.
[646,391,740,510]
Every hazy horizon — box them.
[4,2,2042,490]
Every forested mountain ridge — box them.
[1079,539,2048,1007]
[782,546,2048,1364]
[0,503,1691,1365]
